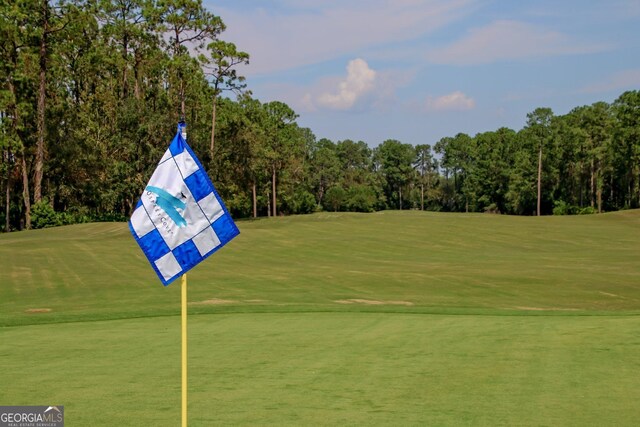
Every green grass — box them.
[2,211,640,425]
[3,313,639,426]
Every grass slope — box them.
[2,211,640,425]
[1,210,640,326]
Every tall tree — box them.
[309,138,341,208]
[525,107,554,216]
[374,139,414,209]
[98,0,149,100]
[32,0,79,204]
[435,133,475,211]
[154,0,225,118]
[264,101,298,217]
[413,144,436,211]
[0,0,34,228]
[613,91,640,208]
[199,40,248,159]
[567,103,613,212]
[470,128,517,213]
[336,139,371,187]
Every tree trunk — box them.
[420,184,424,211]
[21,156,31,229]
[122,34,129,99]
[399,186,402,210]
[272,166,277,217]
[267,191,271,217]
[180,78,185,119]
[590,159,595,208]
[34,9,49,204]
[537,145,542,216]
[6,62,18,231]
[252,182,257,218]
[610,174,614,207]
[318,180,325,208]
[133,53,141,100]
[210,93,217,158]
[637,171,640,208]
[5,171,10,232]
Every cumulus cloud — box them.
[427,20,609,65]
[260,61,412,114]
[314,59,377,110]
[425,91,475,111]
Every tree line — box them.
[1,1,639,232]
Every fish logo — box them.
[146,186,188,227]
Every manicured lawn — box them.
[1,211,640,425]
[2,313,639,426]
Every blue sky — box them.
[206,0,640,147]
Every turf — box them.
[2,313,639,426]
[1,211,640,425]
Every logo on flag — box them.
[129,123,239,285]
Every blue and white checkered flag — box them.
[129,122,239,285]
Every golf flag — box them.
[129,122,239,285]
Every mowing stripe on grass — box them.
[2,211,640,327]
[1,313,639,426]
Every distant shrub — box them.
[281,190,316,215]
[293,190,317,214]
[66,206,92,224]
[323,186,346,212]
[553,200,597,215]
[225,192,252,218]
[579,206,596,215]
[31,200,62,229]
[553,200,573,215]
[345,185,377,213]
[484,203,501,214]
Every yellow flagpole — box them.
[181,273,188,427]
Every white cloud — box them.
[258,61,412,113]
[213,0,474,75]
[427,20,609,65]
[315,59,377,110]
[425,91,475,111]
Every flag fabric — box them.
[129,123,239,286]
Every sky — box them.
[206,0,640,147]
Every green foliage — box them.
[345,184,377,212]
[374,139,415,209]
[552,200,574,215]
[552,201,599,216]
[579,206,597,215]
[225,191,252,218]
[483,203,500,214]
[323,186,346,212]
[31,200,63,229]
[31,199,123,228]
[283,190,317,214]
[2,0,640,231]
